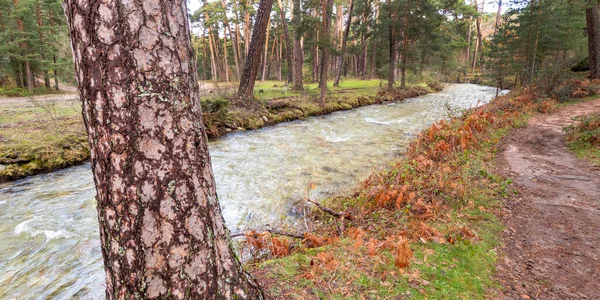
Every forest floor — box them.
[496,98,600,299]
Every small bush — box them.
[565,113,600,146]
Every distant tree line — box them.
[0,0,74,92]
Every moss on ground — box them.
[0,98,88,182]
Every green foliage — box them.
[487,0,587,89]
[0,0,75,89]
[565,113,600,166]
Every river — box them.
[0,84,505,299]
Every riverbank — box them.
[0,79,439,182]
[245,80,600,298]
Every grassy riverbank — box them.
[0,79,438,182]
[245,81,599,298]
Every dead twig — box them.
[307,198,354,221]
[230,228,304,239]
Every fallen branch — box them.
[307,198,354,221]
[230,228,305,239]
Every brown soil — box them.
[496,99,600,299]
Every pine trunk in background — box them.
[494,0,502,34]
[292,0,304,90]
[53,55,59,90]
[14,0,33,93]
[587,1,600,79]
[387,0,396,90]
[333,0,354,86]
[319,0,334,107]
[277,0,293,84]
[63,0,264,298]
[528,0,541,83]
[239,0,274,100]
[472,1,481,73]
[261,18,272,82]
[244,0,252,57]
[221,0,240,79]
[401,34,408,88]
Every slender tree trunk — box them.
[63,0,264,298]
[233,0,244,66]
[278,35,283,80]
[261,18,272,82]
[494,0,503,34]
[276,0,293,84]
[471,1,482,73]
[387,0,395,90]
[223,31,230,83]
[244,0,252,57]
[53,55,59,90]
[239,0,274,100]
[401,34,408,88]
[466,15,472,68]
[333,0,354,86]
[14,0,33,93]
[204,5,219,81]
[587,0,600,79]
[529,0,541,83]
[292,0,304,90]
[319,0,334,107]
[221,0,241,79]
[48,9,60,90]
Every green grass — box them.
[565,113,600,166]
[0,99,87,182]
[0,86,66,97]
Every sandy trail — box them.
[497,99,600,299]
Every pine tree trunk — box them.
[53,55,59,90]
[222,26,231,83]
[14,0,33,93]
[63,0,264,298]
[471,1,482,73]
[292,0,304,90]
[276,0,293,84]
[334,0,354,86]
[495,0,503,34]
[319,0,334,106]
[466,15,472,67]
[587,1,600,79]
[244,0,252,57]
[221,0,241,79]
[261,18,272,82]
[530,0,541,82]
[233,0,245,66]
[239,0,274,100]
[401,34,408,88]
[387,23,395,88]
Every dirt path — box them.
[496,99,600,299]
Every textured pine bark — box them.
[238,0,274,100]
[63,0,263,298]
[586,2,600,79]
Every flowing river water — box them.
[0,84,504,299]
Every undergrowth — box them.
[246,91,551,298]
[565,112,600,166]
